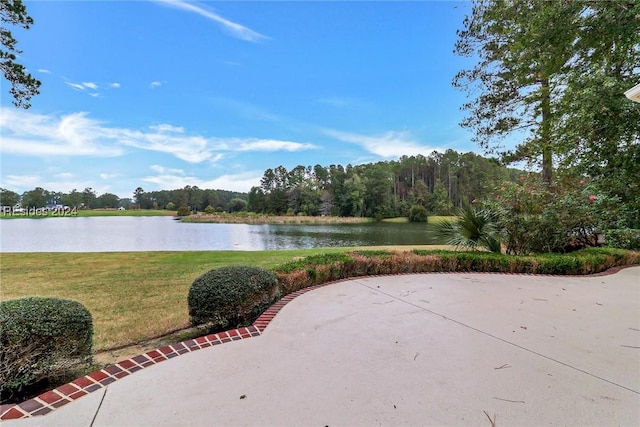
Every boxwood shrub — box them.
[188,265,280,331]
[0,297,93,404]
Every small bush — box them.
[204,205,216,214]
[408,204,429,222]
[605,229,640,251]
[188,266,280,331]
[176,205,191,216]
[0,297,93,404]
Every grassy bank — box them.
[182,213,375,224]
[1,246,442,351]
[0,209,176,219]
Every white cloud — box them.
[149,165,186,175]
[4,175,42,188]
[66,82,86,91]
[0,108,123,157]
[323,128,439,158]
[66,81,99,92]
[99,173,119,180]
[143,169,261,193]
[236,138,317,152]
[37,69,51,74]
[0,108,317,163]
[150,81,162,88]
[149,124,185,134]
[155,0,268,43]
[110,82,121,88]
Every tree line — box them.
[0,186,248,212]
[246,150,522,218]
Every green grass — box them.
[428,216,456,224]
[381,216,456,224]
[0,248,375,350]
[0,209,177,219]
[77,209,176,217]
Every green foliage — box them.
[604,229,640,251]
[176,205,191,216]
[481,176,616,255]
[276,253,353,274]
[188,266,280,331]
[435,206,501,253]
[454,1,640,191]
[1,0,41,108]
[274,248,639,295]
[166,201,175,210]
[204,204,215,214]
[408,204,429,222]
[0,297,93,403]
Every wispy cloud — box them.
[143,167,261,192]
[37,69,51,74]
[155,0,268,43]
[235,138,317,152]
[323,129,439,158]
[0,108,317,163]
[149,124,184,134]
[150,81,163,89]
[0,108,123,157]
[109,82,121,89]
[66,81,99,92]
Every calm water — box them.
[0,216,440,252]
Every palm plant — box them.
[435,206,502,253]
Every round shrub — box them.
[176,205,191,216]
[408,204,429,222]
[0,297,93,403]
[188,266,280,331]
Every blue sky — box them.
[1,0,482,198]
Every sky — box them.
[0,0,484,199]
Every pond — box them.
[0,216,442,253]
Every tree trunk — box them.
[540,77,553,187]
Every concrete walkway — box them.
[5,268,640,426]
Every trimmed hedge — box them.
[0,297,93,404]
[188,265,280,331]
[272,248,640,295]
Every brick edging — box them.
[1,265,636,420]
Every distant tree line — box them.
[247,150,523,218]
[0,187,122,210]
[131,186,247,212]
[0,186,248,212]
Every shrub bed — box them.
[272,248,640,298]
[605,229,640,251]
[0,297,93,404]
[188,265,280,331]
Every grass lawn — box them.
[1,246,445,351]
[0,209,177,219]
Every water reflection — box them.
[0,216,438,252]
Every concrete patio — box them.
[4,267,639,426]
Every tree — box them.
[81,187,96,209]
[454,0,582,186]
[21,187,48,208]
[556,2,640,228]
[61,189,83,208]
[1,0,40,108]
[98,192,120,209]
[133,187,145,209]
[0,187,19,206]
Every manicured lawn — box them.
[1,247,440,351]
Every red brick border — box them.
[1,265,636,420]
